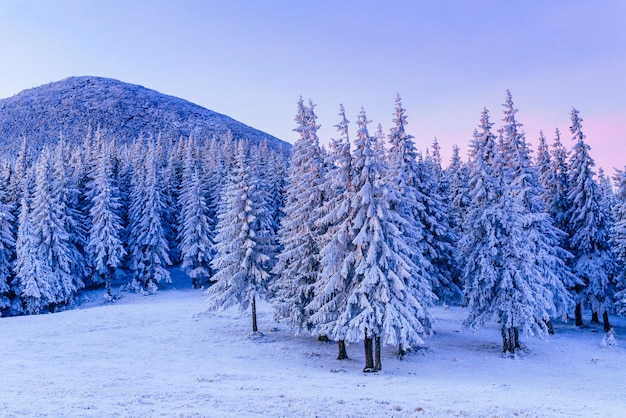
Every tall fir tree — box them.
[500,92,574,328]
[178,137,214,289]
[86,141,126,299]
[611,167,626,315]
[336,108,434,371]
[128,138,171,293]
[460,108,554,354]
[272,99,325,333]
[206,141,272,332]
[567,108,616,331]
[309,104,353,359]
[0,180,15,310]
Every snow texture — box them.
[1,268,625,417]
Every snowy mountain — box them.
[0,76,287,154]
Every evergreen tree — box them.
[309,104,353,359]
[86,141,126,299]
[460,108,553,354]
[612,167,626,315]
[0,182,15,310]
[445,145,470,235]
[178,137,214,289]
[206,142,272,332]
[335,108,434,371]
[128,138,171,293]
[14,168,49,314]
[567,108,616,331]
[272,99,325,333]
[500,93,574,328]
[27,148,85,311]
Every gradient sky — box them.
[0,0,625,173]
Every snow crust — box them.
[1,268,625,417]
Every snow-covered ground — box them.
[1,268,625,417]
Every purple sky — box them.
[1,0,624,173]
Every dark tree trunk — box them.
[575,303,583,326]
[337,340,348,360]
[373,335,381,372]
[502,327,515,353]
[398,344,406,358]
[591,311,600,324]
[251,296,258,332]
[105,268,112,298]
[514,327,520,349]
[363,333,374,372]
[603,311,611,332]
[545,319,555,335]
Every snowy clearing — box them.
[1,268,625,417]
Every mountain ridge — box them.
[0,76,287,154]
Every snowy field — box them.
[1,268,625,417]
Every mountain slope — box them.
[0,76,287,153]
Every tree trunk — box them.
[398,344,406,358]
[363,333,374,372]
[591,311,600,324]
[105,268,112,298]
[337,340,348,360]
[514,327,520,349]
[545,319,555,335]
[502,327,515,353]
[603,311,611,332]
[373,335,381,372]
[251,296,258,332]
[575,303,583,326]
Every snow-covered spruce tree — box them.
[271,98,325,333]
[445,144,470,235]
[206,141,272,333]
[315,108,434,372]
[386,95,459,304]
[128,138,171,293]
[460,108,553,354]
[14,168,48,314]
[86,141,126,299]
[500,93,575,331]
[546,129,572,237]
[178,137,214,288]
[612,167,626,315]
[309,103,354,359]
[567,108,616,331]
[0,179,15,310]
[163,136,184,264]
[22,148,85,312]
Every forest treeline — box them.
[1,91,625,372]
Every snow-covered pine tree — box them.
[612,167,626,315]
[86,141,126,299]
[386,94,459,303]
[13,167,49,314]
[460,108,553,354]
[178,137,214,288]
[28,148,85,311]
[547,128,572,236]
[128,138,171,293]
[206,141,272,333]
[567,108,616,331]
[499,92,574,330]
[445,144,470,235]
[335,107,434,371]
[0,178,15,310]
[271,98,325,333]
[309,103,354,359]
